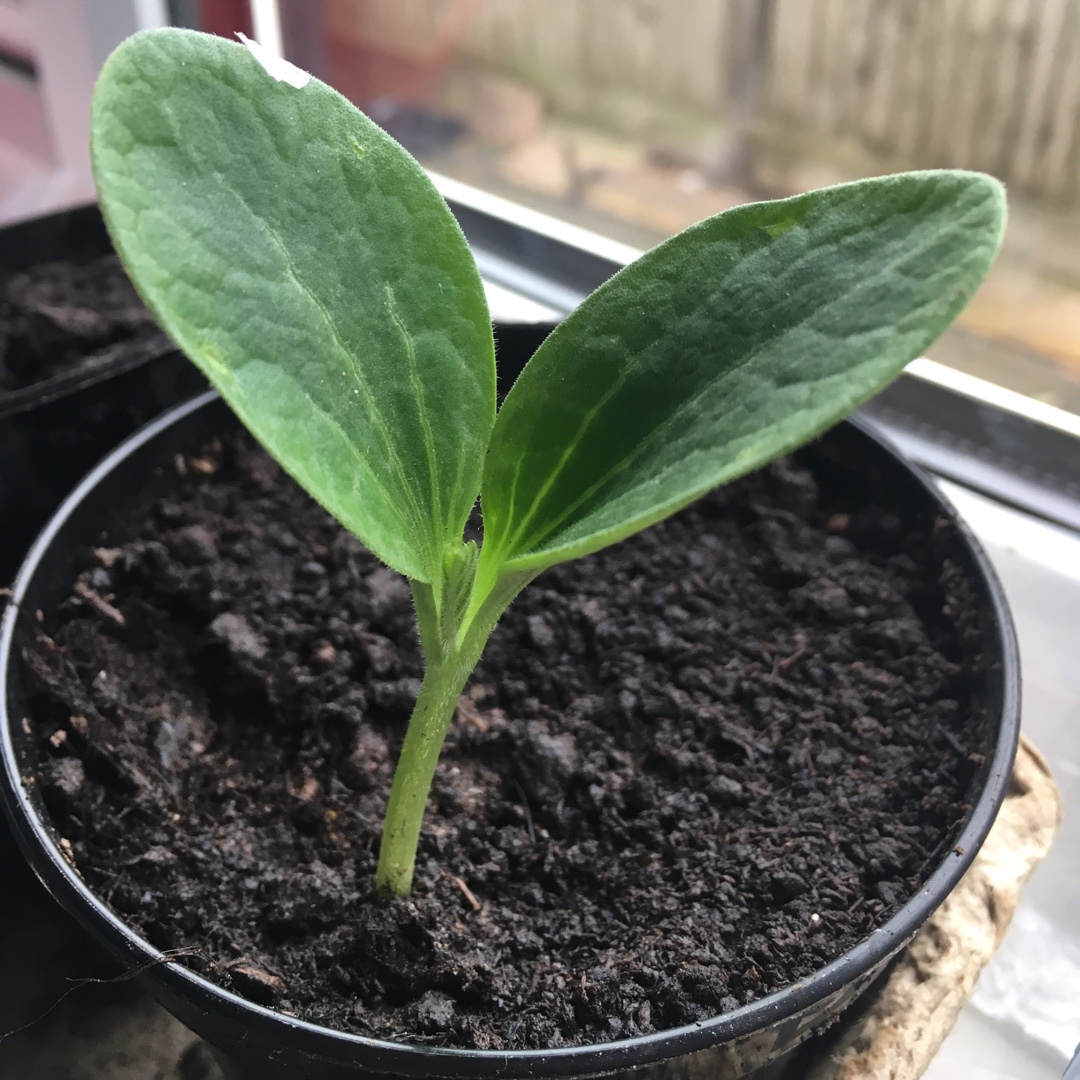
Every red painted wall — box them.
[196,0,253,39]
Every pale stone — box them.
[498,137,574,199]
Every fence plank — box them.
[768,0,817,121]
[857,0,899,152]
[921,0,964,166]
[652,0,729,111]
[326,0,1080,204]
[1012,0,1070,188]
[1042,3,1080,201]
[834,0,871,139]
[969,0,1019,176]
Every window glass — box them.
[270,0,1080,416]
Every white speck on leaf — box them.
[237,32,311,89]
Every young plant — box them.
[90,28,1006,897]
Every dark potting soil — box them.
[21,432,990,1050]
[0,254,158,393]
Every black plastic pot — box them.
[0,338,1020,1078]
[0,203,207,585]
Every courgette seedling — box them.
[90,28,1006,897]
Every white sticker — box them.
[237,32,311,89]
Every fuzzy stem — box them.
[374,565,534,897]
[374,648,479,896]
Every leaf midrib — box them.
[385,282,444,541]
[152,88,434,570]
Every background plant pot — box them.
[0,318,1019,1078]
[0,203,208,586]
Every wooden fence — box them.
[768,0,1080,205]
[327,0,1080,206]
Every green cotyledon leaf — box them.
[476,171,1005,592]
[91,28,494,586]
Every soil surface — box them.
[21,432,992,1050]
[0,254,158,393]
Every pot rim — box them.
[0,388,1021,1077]
[0,331,177,421]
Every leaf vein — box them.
[385,283,443,538]
[197,162,431,567]
[507,207,991,558]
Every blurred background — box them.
[4,0,1080,414]
[309,0,1080,418]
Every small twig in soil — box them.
[769,634,807,678]
[454,693,489,733]
[441,868,481,912]
[74,580,126,627]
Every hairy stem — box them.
[374,561,534,896]
[374,646,480,896]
